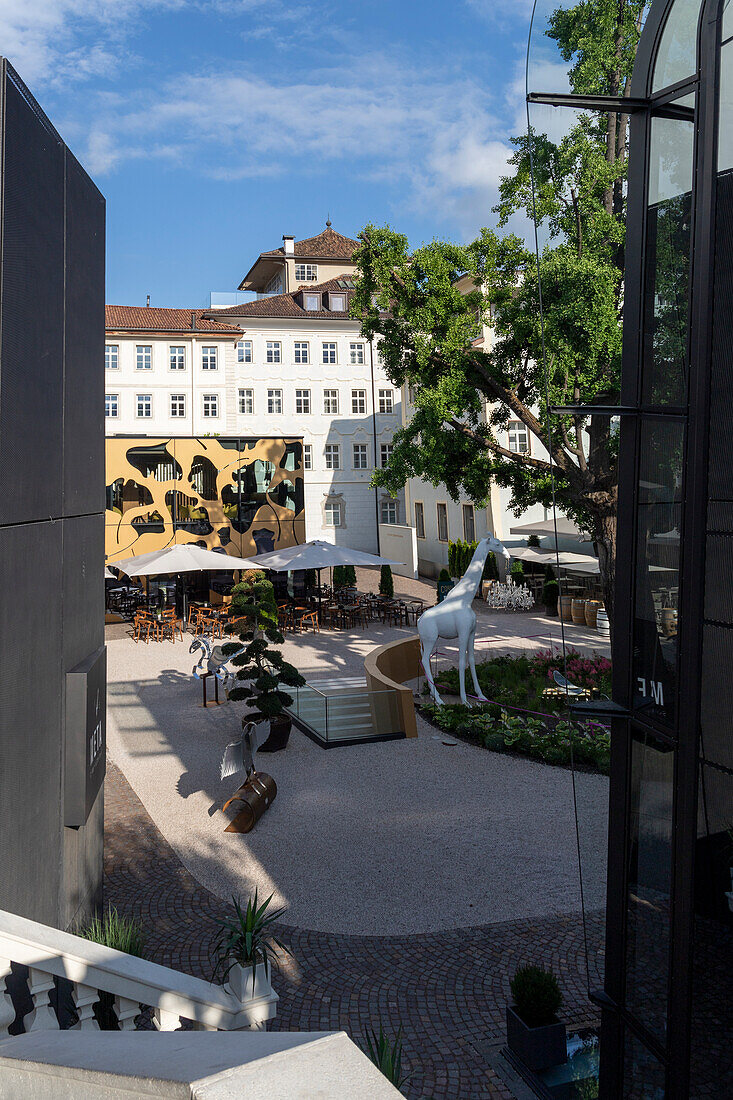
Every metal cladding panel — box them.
[0,74,65,526]
[62,514,105,671]
[0,521,63,923]
[708,171,733,501]
[63,150,105,517]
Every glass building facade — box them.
[600,1,733,1095]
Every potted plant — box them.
[437,567,452,603]
[506,964,566,1072]
[543,578,560,617]
[213,891,289,1006]
[224,573,304,751]
[510,559,525,587]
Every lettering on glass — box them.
[637,677,664,706]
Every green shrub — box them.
[79,907,145,957]
[483,551,499,580]
[510,965,562,1027]
[447,541,456,577]
[510,560,525,585]
[379,564,394,597]
[333,565,345,588]
[363,1025,410,1090]
[544,563,556,581]
[438,567,450,582]
[527,534,541,548]
[304,568,317,589]
[344,564,357,587]
[543,579,560,612]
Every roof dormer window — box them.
[328,292,346,312]
[304,293,321,311]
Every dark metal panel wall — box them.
[63,151,105,518]
[0,521,63,923]
[0,77,64,526]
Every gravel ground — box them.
[105,588,608,935]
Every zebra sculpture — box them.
[189,636,246,695]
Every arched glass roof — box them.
[652,0,704,92]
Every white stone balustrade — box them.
[0,908,278,1036]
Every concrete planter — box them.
[225,961,279,1029]
[506,1005,567,1073]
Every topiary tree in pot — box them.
[379,564,394,598]
[510,559,525,587]
[506,965,566,1073]
[344,564,357,587]
[224,573,304,751]
[543,579,560,617]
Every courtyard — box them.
[104,569,610,1095]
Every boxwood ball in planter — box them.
[506,965,566,1073]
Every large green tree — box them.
[353,0,648,627]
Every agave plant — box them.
[213,891,290,993]
[364,1024,410,1090]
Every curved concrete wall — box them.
[364,635,421,739]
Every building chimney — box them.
[282,234,295,255]
[146,294,150,307]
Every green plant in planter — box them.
[224,576,304,724]
[79,907,145,957]
[544,563,556,581]
[363,1024,410,1090]
[344,563,357,587]
[438,567,451,583]
[543,579,560,615]
[483,551,499,581]
[510,559,525,586]
[510,965,562,1027]
[213,891,290,992]
[379,564,394,597]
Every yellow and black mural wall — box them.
[105,436,305,564]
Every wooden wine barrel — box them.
[559,595,574,621]
[596,609,610,638]
[571,598,587,625]
[661,608,678,637]
[585,600,601,629]
[223,771,277,833]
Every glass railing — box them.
[287,683,403,745]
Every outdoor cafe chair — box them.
[299,609,319,633]
[132,610,153,644]
[160,607,184,643]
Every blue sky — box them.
[3,0,570,306]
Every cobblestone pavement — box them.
[105,759,603,1099]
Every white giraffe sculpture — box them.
[419,533,511,706]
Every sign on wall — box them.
[64,646,106,827]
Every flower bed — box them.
[421,650,612,774]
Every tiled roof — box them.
[261,225,359,261]
[105,305,242,335]
[206,276,358,321]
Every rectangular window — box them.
[303,443,313,470]
[325,444,341,470]
[378,389,393,413]
[105,345,119,370]
[105,393,118,418]
[202,393,218,417]
[170,393,186,418]
[381,500,398,525]
[322,342,337,364]
[508,420,530,453]
[294,341,309,364]
[266,341,281,363]
[237,340,252,363]
[352,389,366,414]
[136,393,152,418]
[238,388,254,414]
[169,346,185,370]
[295,389,311,414]
[136,345,151,370]
[304,293,321,311]
[463,503,475,542]
[202,346,218,370]
[349,342,365,365]
[415,501,425,539]
[437,503,449,542]
[328,293,346,312]
[295,263,318,281]
[325,502,341,527]
[323,389,339,414]
[380,443,393,467]
[267,388,283,414]
[353,443,368,469]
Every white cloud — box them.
[0,0,184,85]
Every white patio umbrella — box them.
[239,539,402,615]
[110,544,259,623]
[104,567,115,579]
[238,539,400,572]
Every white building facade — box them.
[105,226,404,554]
